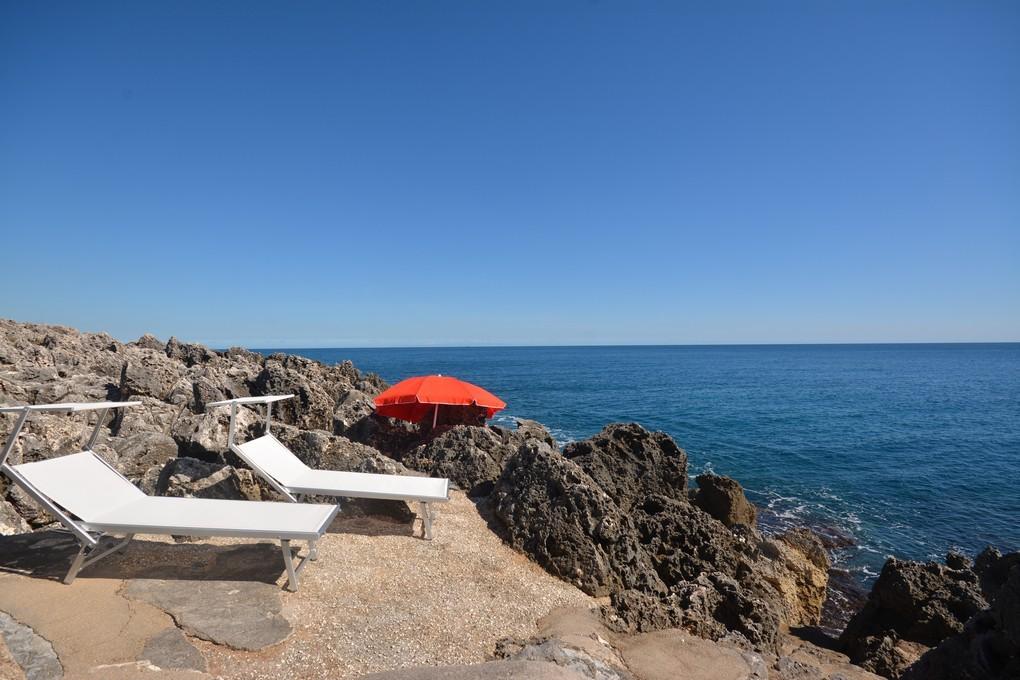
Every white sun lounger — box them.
[0,402,338,590]
[208,395,450,539]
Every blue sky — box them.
[1,2,1017,347]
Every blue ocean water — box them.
[259,344,1020,582]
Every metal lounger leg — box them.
[420,502,434,541]
[281,539,317,592]
[64,534,135,584]
[308,538,318,561]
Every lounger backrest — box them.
[234,435,309,487]
[10,451,144,521]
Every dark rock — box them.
[901,552,1020,680]
[563,423,687,510]
[840,555,989,677]
[692,474,758,529]
[123,579,291,651]
[402,421,554,497]
[141,627,207,672]
[493,440,663,597]
[164,337,216,366]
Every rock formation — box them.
[838,551,999,678]
[492,427,831,654]
[691,473,758,528]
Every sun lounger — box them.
[208,395,450,539]
[0,401,338,590]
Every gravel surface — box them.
[200,491,595,679]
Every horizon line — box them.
[234,340,1020,351]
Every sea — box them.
[258,343,1020,592]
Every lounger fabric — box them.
[13,450,337,541]
[237,435,450,502]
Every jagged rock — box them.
[493,440,664,598]
[170,408,258,461]
[840,554,989,677]
[757,530,831,627]
[119,349,181,400]
[109,431,179,479]
[0,498,30,536]
[901,550,1020,680]
[132,333,164,351]
[692,474,758,529]
[252,354,355,430]
[333,388,376,432]
[165,337,217,366]
[402,422,552,497]
[563,423,688,510]
[156,457,263,501]
[344,413,424,457]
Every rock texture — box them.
[141,628,207,673]
[561,423,687,511]
[839,552,996,678]
[0,319,402,524]
[493,429,830,654]
[691,474,758,529]
[0,611,62,680]
[400,420,557,497]
[496,607,884,680]
[900,548,1020,680]
[122,579,292,651]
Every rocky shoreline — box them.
[0,319,1016,679]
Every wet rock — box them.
[141,627,207,672]
[563,423,688,510]
[692,474,758,529]
[122,580,291,651]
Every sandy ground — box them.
[0,491,595,679]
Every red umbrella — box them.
[373,375,506,426]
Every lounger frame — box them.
[210,395,447,539]
[0,402,333,590]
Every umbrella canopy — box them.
[373,375,506,424]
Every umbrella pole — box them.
[432,404,439,428]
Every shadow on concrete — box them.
[0,530,292,584]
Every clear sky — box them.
[1,1,1017,347]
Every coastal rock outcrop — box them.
[493,430,829,653]
[900,548,1020,680]
[493,440,662,597]
[562,423,688,509]
[0,319,403,529]
[839,554,990,678]
[400,420,558,497]
[691,474,758,529]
